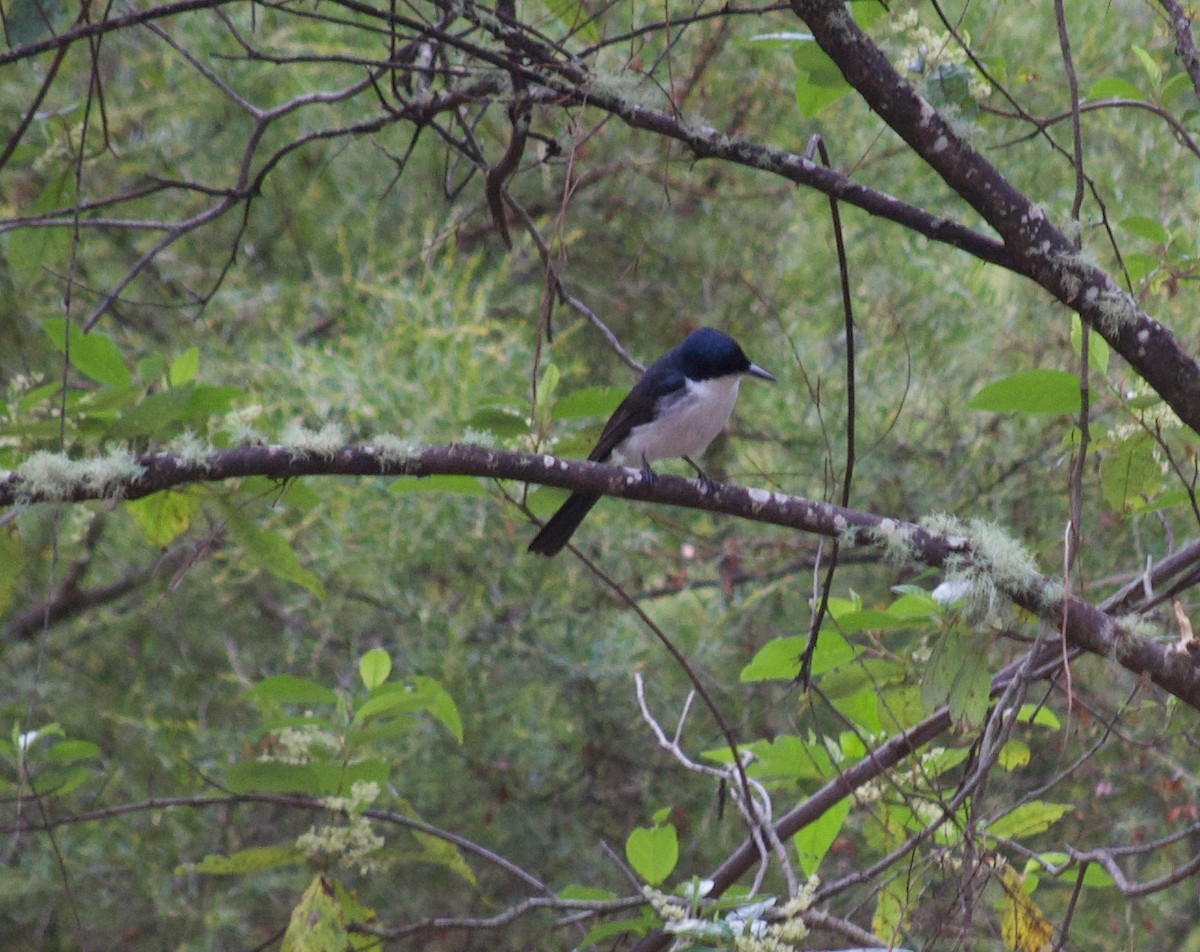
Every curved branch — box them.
[789,0,1200,436]
[4,441,1199,707]
[1158,0,1200,101]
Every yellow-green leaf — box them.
[794,796,850,876]
[625,824,678,885]
[224,508,327,599]
[283,876,346,952]
[359,648,392,690]
[987,801,1073,840]
[44,318,132,388]
[169,347,201,386]
[998,866,1054,952]
[127,491,200,546]
[186,845,304,876]
[969,369,1080,415]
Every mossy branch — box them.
[5,441,1200,707]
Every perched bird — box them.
[528,327,775,556]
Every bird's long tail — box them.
[527,492,601,556]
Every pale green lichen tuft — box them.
[868,519,920,565]
[172,430,213,470]
[17,449,144,501]
[460,427,497,447]
[372,433,421,465]
[1110,617,1143,666]
[223,404,265,444]
[919,514,1043,624]
[1094,287,1138,335]
[1115,613,1157,644]
[282,421,346,460]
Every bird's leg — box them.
[683,456,718,493]
[639,455,657,486]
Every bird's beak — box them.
[748,364,775,382]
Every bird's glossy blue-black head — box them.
[674,327,775,383]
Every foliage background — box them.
[3,0,1200,949]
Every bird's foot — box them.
[684,456,718,494]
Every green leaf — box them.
[354,677,463,742]
[851,1,887,28]
[1120,215,1168,245]
[421,679,464,738]
[127,491,200,546]
[625,824,678,885]
[968,369,1080,414]
[44,318,132,388]
[721,734,831,783]
[246,674,337,707]
[183,385,241,420]
[1029,853,1116,888]
[169,347,201,386]
[283,876,347,952]
[986,801,1073,840]
[8,173,74,283]
[45,740,101,763]
[224,508,327,598]
[1122,251,1159,285]
[1087,76,1143,100]
[1069,315,1109,374]
[106,387,195,440]
[793,40,852,118]
[330,880,376,931]
[740,632,855,683]
[6,0,68,44]
[389,475,488,496]
[576,912,655,949]
[999,738,1030,771]
[410,827,477,885]
[921,746,971,776]
[225,762,324,795]
[1160,72,1193,107]
[558,885,618,901]
[1100,434,1162,512]
[1016,705,1061,729]
[136,353,166,384]
[552,385,624,419]
[225,760,387,797]
[1131,44,1161,90]
[873,876,908,946]
[793,796,850,876]
[466,405,528,438]
[0,528,24,616]
[33,765,91,796]
[537,0,599,44]
[835,608,925,633]
[187,845,305,875]
[359,648,392,690]
[922,625,991,729]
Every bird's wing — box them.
[587,369,684,462]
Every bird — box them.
[528,327,775,556]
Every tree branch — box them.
[5,441,1199,707]
[789,0,1200,437]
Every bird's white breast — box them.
[615,375,743,466]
